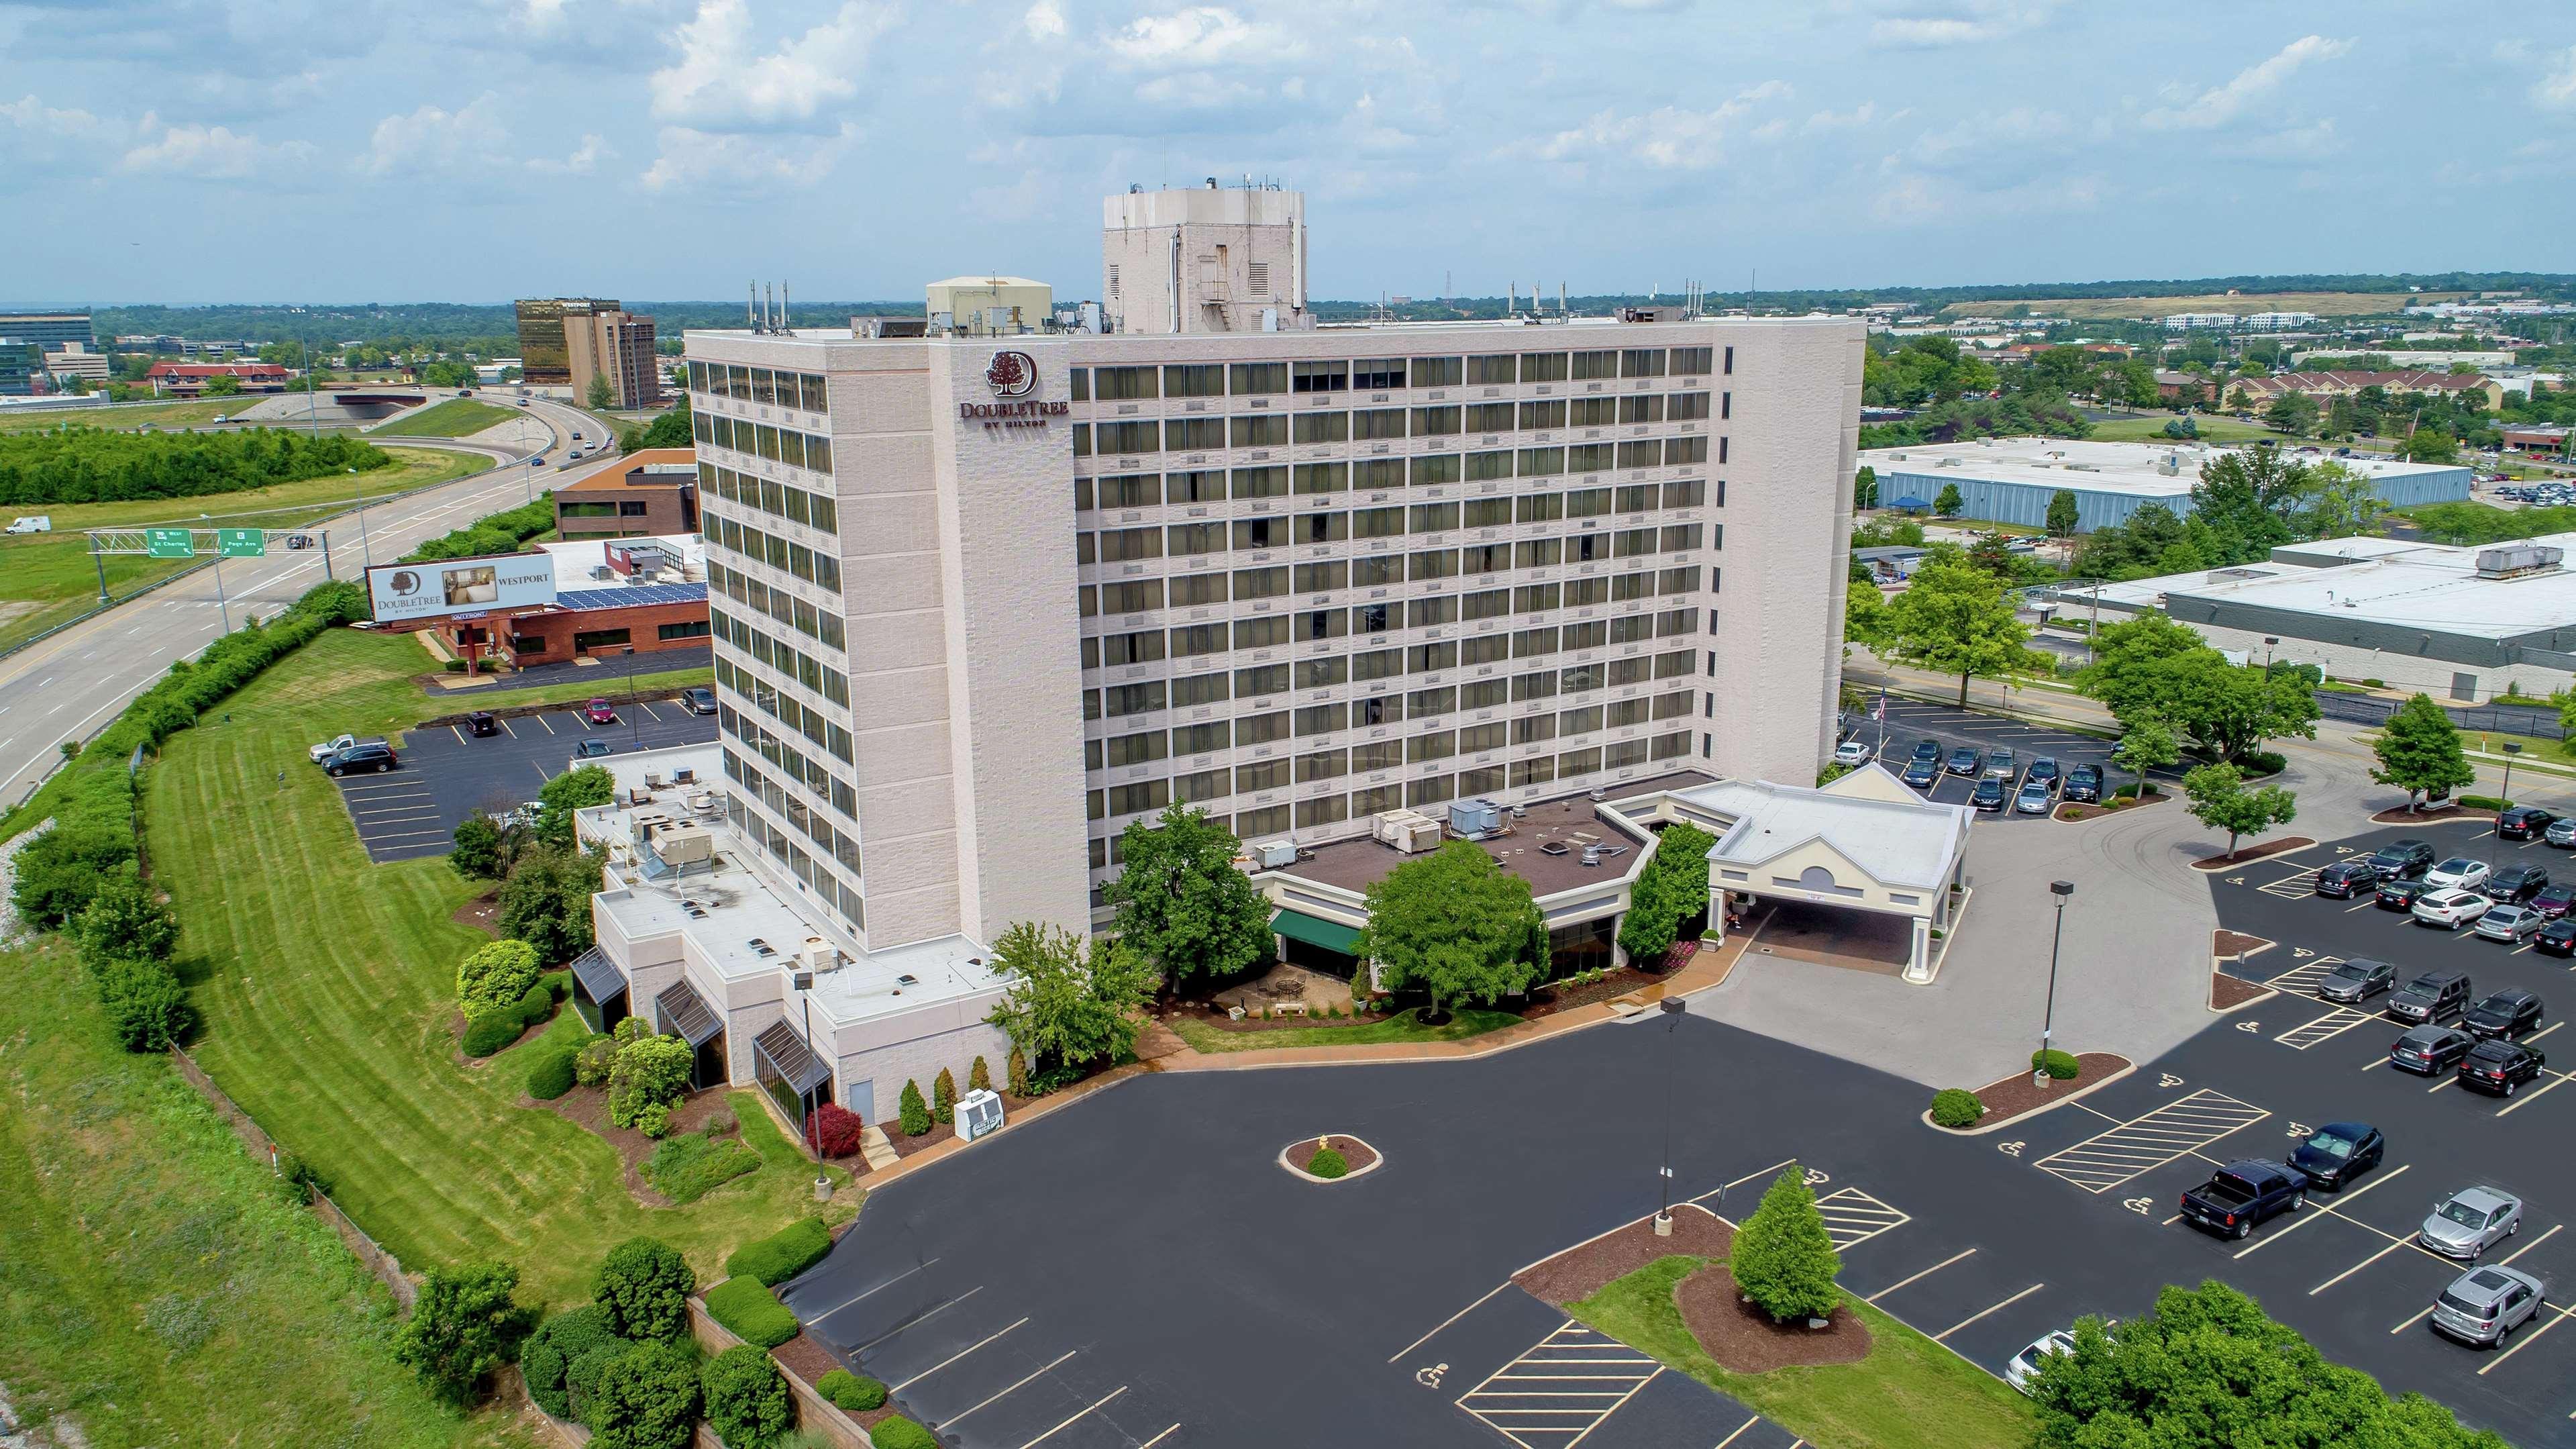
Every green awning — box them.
[1271,907,1363,956]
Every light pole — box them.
[2036,880,2074,1088]
[621,646,643,750]
[1653,995,1685,1236]
[792,970,833,1197]
[349,466,372,568]
[2499,743,2522,837]
[2263,636,2279,672]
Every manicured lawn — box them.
[0,940,539,1448]
[0,397,238,433]
[1569,1255,2036,1449]
[372,399,521,438]
[2086,414,2278,444]
[140,628,837,1307]
[0,446,482,652]
[1164,1005,1522,1054]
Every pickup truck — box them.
[309,732,387,765]
[2179,1160,2308,1240]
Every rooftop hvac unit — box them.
[1448,798,1502,839]
[799,936,835,973]
[629,807,674,846]
[591,565,615,581]
[1250,840,1298,870]
[1372,809,1442,854]
[2477,544,2563,578]
[650,824,715,869]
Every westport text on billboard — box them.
[366,553,558,623]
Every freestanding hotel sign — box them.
[959,349,1066,430]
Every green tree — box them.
[2263,393,2321,436]
[932,1065,957,1123]
[1104,801,1274,990]
[11,826,134,931]
[1852,464,1877,510]
[1729,1167,1842,1323]
[497,844,603,964]
[621,400,694,452]
[451,810,506,881]
[1352,840,1547,1021]
[701,1345,790,1448]
[1842,578,1889,651]
[394,1260,535,1406]
[1615,821,1718,964]
[1933,481,1965,517]
[2184,763,2298,858]
[2045,488,2079,538]
[593,1238,694,1341]
[2404,426,2461,463]
[200,373,243,397]
[606,1035,692,1138]
[2371,693,2475,809]
[458,938,542,1017]
[2078,610,2209,723]
[1876,548,2049,706]
[2145,650,2322,765]
[98,957,191,1051]
[2110,717,2179,801]
[72,861,179,975]
[536,763,617,848]
[898,1079,931,1136]
[2294,460,2383,538]
[1615,872,1681,965]
[1965,531,2014,577]
[588,1340,701,1449]
[587,374,617,410]
[984,921,1154,1071]
[2187,447,2312,565]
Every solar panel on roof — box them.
[558,582,709,612]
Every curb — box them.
[2190,838,2318,872]
[1277,1134,1384,1185]
[1919,1057,2138,1138]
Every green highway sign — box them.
[215,528,266,559]
[143,527,194,560]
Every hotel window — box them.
[1170,623,1227,658]
[1293,411,1348,444]
[1410,356,1463,387]
[1571,350,1618,381]
[1301,511,1347,544]
[1167,469,1225,504]
[1235,805,1290,838]
[1100,630,1165,666]
[1618,395,1665,424]
[1096,420,1161,454]
[1235,516,1287,550]
[1461,634,1508,666]
[1722,346,1733,374]
[1231,464,1289,499]
[1406,595,1459,628]
[1459,721,1506,754]
[1672,346,1712,376]
[1231,414,1289,448]
[1517,448,1565,478]
[1669,436,1710,465]
[1166,417,1225,451]
[1230,361,1288,395]
[1516,493,1565,525]
[1659,566,1702,595]
[1654,648,1697,679]
[1663,479,1706,508]
[1464,497,1512,528]
[1173,768,1229,803]
[1353,648,1402,683]
[1070,368,1089,402]
[1109,781,1168,816]
[1616,440,1664,469]
[1604,739,1649,770]
[1073,423,1091,456]
[1292,462,1347,495]
[1238,663,1290,697]
[1461,587,1510,620]
[1512,713,1558,745]
[1351,358,1406,391]
[1096,526,1162,562]
[1611,614,1652,645]
[1291,360,1349,393]
[1097,473,1157,509]
[1514,626,1560,658]
[1558,745,1602,777]
[1171,572,1227,607]
[1352,603,1392,636]
[1408,730,1457,763]
[1464,450,1513,482]
[1164,363,1226,397]
[1234,616,1290,650]
[1411,405,1461,437]
[1294,703,1347,736]
[1465,355,1517,386]
[1353,458,1404,491]
[1465,402,1514,434]
[1408,549,1459,581]
[1561,662,1605,693]
[1355,697,1402,730]
[1661,523,1704,552]
[1620,348,1667,379]
[1615,484,1657,513]
[1233,565,1288,600]
[1351,556,1402,587]
[1236,758,1289,793]
[1568,443,1613,472]
[1353,407,1408,440]
[1514,583,1561,613]
[1297,656,1348,689]
[1352,783,1402,815]
[1570,397,1615,427]
[1410,501,1460,533]
[1657,607,1700,637]
[1103,681,1166,717]
[1518,400,1567,430]
[1518,352,1569,383]
[1238,711,1291,746]
[1461,542,1509,575]
[1565,489,1611,519]
[1669,391,1711,421]
[1614,527,1659,558]
[1410,454,1461,486]
[1174,720,1230,754]
[1104,730,1168,767]
[1513,538,1561,569]
[1094,365,1159,400]
[1166,521,1226,557]
[1408,642,1459,674]
[1408,685,1457,718]
[1296,795,1349,830]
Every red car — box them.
[584,697,617,725]
[2532,883,2576,920]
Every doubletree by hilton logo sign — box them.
[959,349,1066,431]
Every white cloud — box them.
[121,115,313,179]
[2533,46,2576,109]
[2144,34,2353,130]
[359,93,509,177]
[1023,0,1067,40]
[650,0,899,130]
[1803,103,1876,132]
[1104,7,1299,68]
[529,133,615,174]
[1869,1,2063,48]
[0,93,111,142]
[639,122,859,191]
[1535,82,1792,169]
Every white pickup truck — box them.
[309,733,387,765]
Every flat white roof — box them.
[1861,436,2460,499]
[535,535,704,591]
[1675,768,1971,891]
[2087,532,2576,641]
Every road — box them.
[1,391,625,809]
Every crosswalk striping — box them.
[1814,1187,1910,1250]
[2257,868,2321,899]
[2275,1005,2376,1050]
[1455,1322,1661,1448]
[2032,1089,2270,1193]
[2260,956,2346,996]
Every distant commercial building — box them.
[2226,370,2506,412]
[2061,535,2576,703]
[925,276,1054,336]
[42,343,111,383]
[2502,426,2571,454]
[1859,436,2469,534]
[143,360,292,396]
[554,448,701,540]
[2162,311,2317,331]
[0,311,95,350]
[1101,181,1308,334]
[377,535,712,674]
[0,340,44,397]
[517,298,660,406]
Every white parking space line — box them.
[1689,1157,1798,1208]
[1711,1417,1761,1449]
[1865,1248,1976,1303]
[852,1285,982,1353]
[2032,1089,2269,1194]
[499,715,519,738]
[939,1350,1076,1428]
[2479,1303,2573,1375]
[2311,1237,2414,1295]
[1020,1386,1127,1449]
[365,829,450,843]
[2234,1166,2412,1259]
[2260,956,2346,995]
[1455,1323,1661,1448]
[890,1315,1027,1392]
[1136,1426,1182,1448]
[2258,868,2321,899]
[1388,1281,1510,1363]
[2275,1007,2375,1050]
[799,1258,940,1323]
[534,712,556,734]
[1814,1187,1910,1250]
[2497,1075,2573,1117]
[1933,1283,2045,1342]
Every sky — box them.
[3,0,2571,307]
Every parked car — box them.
[2546,817,2576,848]
[325,742,399,777]
[2430,1266,2547,1348]
[2389,1025,2477,1075]
[2422,1187,2526,1260]
[2427,857,2493,892]
[1973,778,2009,811]
[2317,957,2397,1005]
[2475,903,2545,945]
[2540,918,2576,957]
[2414,890,2493,932]
[681,687,717,715]
[2179,1160,2308,1240]
[2376,878,2436,913]
[1947,746,1981,777]
[466,710,498,738]
[1911,738,1943,765]
[2288,1122,2385,1191]
[2491,863,2551,904]
[2004,1329,2075,1393]
[2497,805,2557,842]
[2390,969,2475,1023]
[1902,758,1940,789]
[2530,883,2576,919]
[1834,739,1871,767]
[2314,860,2383,899]
[308,732,383,765]
[570,739,614,760]
[2368,838,2437,879]
[2065,764,2102,803]
[2025,758,2062,793]
[5,515,53,534]
[2458,1039,2548,1097]
[584,697,617,725]
[2014,780,2053,814]
[1982,748,2018,781]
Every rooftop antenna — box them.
[779,283,790,332]
[1559,281,1567,319]
[748,281,758,331]
[1508,281,1516,317]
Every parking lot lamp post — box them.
[793,970,833,1196]
[2500,743,2522,836]
[1653,996,1685,1236]
[2263,637,2279,672]
[2037,880,2073,1088]
[621,647,643,750]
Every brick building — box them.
[554,448,701,539]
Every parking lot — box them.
[1839,695,2177,823]
[329,696,716,862]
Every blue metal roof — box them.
[557,581,708,612]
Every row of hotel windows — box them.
[699,463,839,536]
[712,610,853,720]
[1084,566,1706,635]
[707,510,843,593]
[694,411,837,473]
[688,362,829,413]
[1084,523,1710,578]
[1072,347,1728,401]
[1078,430,1718,470]
[1078,394,1714,446]
[1088,732,1700,836]
[721,750,868,937]
[1080,469,1718,512]
[719,695,860,848]
[1091,683,1700,770]
[711,560,847,654]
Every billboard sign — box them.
[366,552,556,624]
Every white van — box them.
[5,516,51,535]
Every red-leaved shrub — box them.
[804,1102,866,1158]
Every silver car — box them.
[2430,1266,2546,1348]
[2422,1186,2525,1260]
[2475,903,2544,944]
[2548,817,2576,848]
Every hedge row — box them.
[701,1276,798,1349]
[0,426,391,507]
[461,972,566,1058]
[724,1217,832,1287]
[817,1368,886,1413]
[399,493,555,566]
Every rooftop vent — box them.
[2477,544,2563,579]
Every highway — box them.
[0,390,632,810]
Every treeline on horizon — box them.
[0,427,392,507]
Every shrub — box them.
[701,1344,790,1449]
[452,811,506,881]
[458,938,542,1017]
[566,1340,629,1426]
[897,1079,931,1136]
[869,1417,938,1449]
[73,862,179,973]
[594,1238,694,1341]
[98,956,191,1052]
[527,1045,579,1099]
[608,1034,692,1138]
[803,1101,866,1159]
[2032,1048,2080,1080]
[587,1339,703,1449]
[2363,677,2384,688]
[968,1055,992,1093]
[817,1368,888,1413]
[701,1105,736,1136]
[932,1066,957,1123]
[1930,1089,1986,1129]
[462,1011,527,1058]
[394,1260,534,1407]
[703,1275,798,1349]
[2240,750,2288,779]
[523,1305,626,1419]
[15,826,139,934]
[2459,794,2509,812]
[726,1217,833,1287]
[1729,1167,1842,1323]
[1006,1048,1029,1097]
[576,1032,621,1087]
[1305,1145,1348,1179]
[641,1132,760,1205]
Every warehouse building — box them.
[1860,437,2470,534]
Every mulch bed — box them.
[1515,1208,1735,1307]
[2210,971,2269,1010]
[2370,804,2497,824]
[1955,1052,2131,1129]
[2213,929,2272,958]
[1521,966,1659,1019]
[1290,1135,1380,1175]
[528,1083,746,1207]
[2191,836,2315,870]
[2055,790,2167,822]
[451,891,501,937]
[774,1331,903,1432]
[880,1089,1041,1160]
[1169,1001,1391,1035]
[1673,1262,1873,1372]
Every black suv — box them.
[2458,1040,2548,1097]
[2317,957,2396,1005]
[2389,969,2473,1025]
[2065,764,2102,803]
[2314,860,2382,899]
[467,710,499,737]
[2375,878,2435,913]
[2367,839,2437,879]
[2288,1122,2385,1191]
[326,742,399,776]
[2465,990,2544,1040]
[2497,806,2557,842]
[2491,863,2551,905]
[2389,1025,2476,1075]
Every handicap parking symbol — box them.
[2236,1020,2262,1033]
[2286,1121,2310,1138]
[1416,1363,1447,1389]
[2122,1197,2155,1215]
[1998,1140,2025,1157]
[2159,1073,2185,1088]
[1804,1168,1830,1186]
